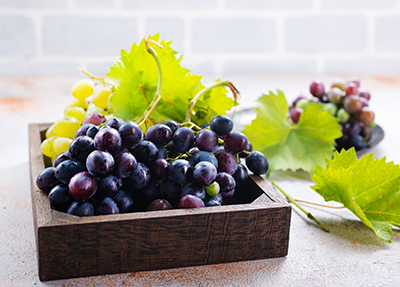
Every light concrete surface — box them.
[0,74,399,286]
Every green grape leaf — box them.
[311,148,400,243]
[242,90,342,173]
[105,34,237,124]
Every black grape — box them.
[113,190,134,213]
[193,161,217,186]
[160,179,182,206]
[215,151,238,175]
[86,150,115,178]
[54,159,85,184]
[67,201,94,217]
[48,184,75,212]
[215,172,236,199]
[95,197,120,215]
[86,125,100,139]
[147,199,173,211]
[195,129,218,152]
[119,121,143,148]
[151,158,169,181]
[124,162,151,189]
[190,151,218,168]
[223,132,248,154]
[36,167,61,193]
[145,124,173,147]
[246,151,269,175]
[75,123,95,138]
[181,182,206,200]
[112,146,137,178]
[173,127,195,153]
[94,126,122,154]
[68,136,95,162]
[105,117,124,130]
[162,120,180,134]
[210,115,234,136]
[97,175,121,198]
[52,151,69,167]
[132,140,159,164]
[167,159,193,185]
[233,163,249,188]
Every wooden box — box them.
[29,123,291,281]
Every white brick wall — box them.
[1,0,400,76]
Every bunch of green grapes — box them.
[41,79,114,162]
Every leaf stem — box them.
[293,199,345,209]
[137,37,163,126]
[184,80,240,123]
[271,181,330,232]
[80,68,110,88]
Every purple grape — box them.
[36,167,61,193]
[147,199,173,211]
[179,195,205,209]
[86,150,115,178]
[97,175,121,198]
[67,201,94,217]
[94,126,122,154]
[188,147,200,156]
[215,151,238,175]
[223,132,248,154]
[162,120,180,134]
[181,182,206,200]
[86,125,100,139]
[112,147,137,178]
[343,119,362,138]
[173,127,195,153]
[94,197,120,215]
[68,136,95,162]
[310,80,325,99]
[239,142,253,158]
[193,161,217,186]
[125,162,151,189]
[246,151,269,175]
[68,171,98,200]
[215,172,236,199]
[233,163,249,188]
[167,159,193,185]
[48,184,75,212]
[82,112,105,126]
[190,151,218,168]
[160,179,182,206]
[151,158,169,181]
[145,124,173,147]
[54,159,85,184]
[210,115,234,136]
[75,124,95,138]
[104,117,124,130]
[52,151,69,167]
[358,89,371,101]
[132,140,159,164]
[204,198,222,207]
[113,189,134,213]
[291,95,306,107]
[290,107,303,124]
[119,121,143,148]
[195,129,218,152]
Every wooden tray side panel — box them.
[38,205,290,281]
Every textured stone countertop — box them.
[0,74,399,286]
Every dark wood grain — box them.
[29,123,291,281]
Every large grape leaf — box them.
[311,148,400,243]
[105,34,237,124]
[242,90,342,173]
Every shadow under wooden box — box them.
[29,123,291,281]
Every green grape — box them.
[41,135,59,158]
[64,98,88,113]
[295,98,311,110]
[107,94,115,113]
[53,117,80,139]
[330,79,346,91]
[71,79,94,100]
[53,137,73,155]
[322,103,338,116]
[92,87,112,110]
[205,182,220,197]
[45,123,57,139]
[65,107,86,124]
[86,106,108,117]
[337,108,350,124]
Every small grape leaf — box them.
[242,90,342,173]
[311,148,400,243]
[105,34,237,124]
